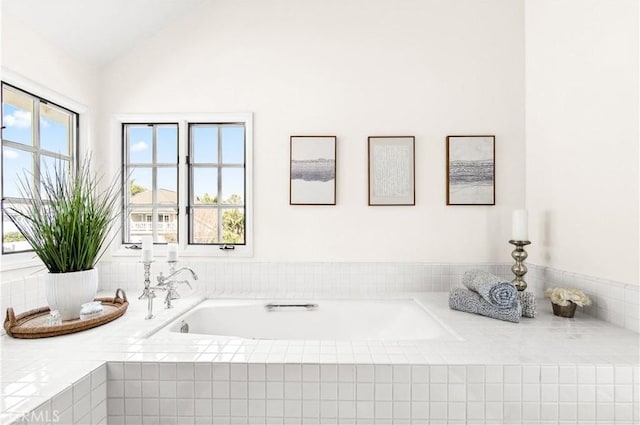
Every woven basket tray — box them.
[4,289,128,339]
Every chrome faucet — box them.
[139,264,198,319]
[155,267,198,309]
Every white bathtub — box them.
[165,299,460,340]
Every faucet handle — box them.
[138,288,156,300]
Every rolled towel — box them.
[518,291,536,318]
[462,270,518,309]
[449,287,521,323]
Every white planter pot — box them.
[45,268,98,321]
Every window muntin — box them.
[188,123,246,245]
[1,83,77,254]
[123,123,179,244]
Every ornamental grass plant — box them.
[6,156,120,273]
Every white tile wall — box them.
[527,264,640,333]
[0,274,47,336]
[106,362,638,425]
[8,364,106,425]
[95,261,510,296]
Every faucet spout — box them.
[155,267,198,309]
[161,267,198,283]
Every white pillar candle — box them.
[512,209,529,241]
[141,236,153,262]
[167,243,178,262]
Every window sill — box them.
[110,245,253,259]
[0,253,44,272]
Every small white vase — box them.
[45,268,98,321]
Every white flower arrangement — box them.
[545,287,592,307]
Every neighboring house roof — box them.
[129,189,177,215]
[130,189,177,204]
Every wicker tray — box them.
[4,289,128,339]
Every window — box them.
[1,83,78,254]
[118,114,252,256]
[189,123,246,245]
[123,123,178,244]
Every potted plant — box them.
[6,157,120,320]
[545,287,592,318]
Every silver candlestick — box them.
[509,240,531,291]
[168,260,177,275]
[139,261,156,319]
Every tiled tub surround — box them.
[105,362,639,425]
[1,291,638,425]
[3,262,637,335]
[7,366,108,425]
[0,296,203,425]
[98,261,637,332]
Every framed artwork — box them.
[368,136,415,206]
[290,136,336,205]
[446,135,495,205]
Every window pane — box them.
[156,206,178,243]
[191,208,218,243]
[2,146,33,198]
[192,168,218,204]
[157,125,177,163]
[2,84,78,255]
[222,208,245,244]
[3,210,30,253]
[128,126,152,164]
[2,88,34,146]
[221,126,244,164]
[128,167,152,203]
[125,207,178,244]
[126,207,152,243]
[123,123,181,245]
[192,126,218,163]
[40,104,70,155]
[221,168,244,204]
[157,167,177,204]
[40,155,70,177]
[40,156,70,198]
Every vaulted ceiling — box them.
[2,0,207,66]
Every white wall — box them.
[0,12,100,279]
[99,0,526,263]
[1,13,99,146]
[525,0,639,284]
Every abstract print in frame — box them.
[446,135,495,205]
[368,136,415,206]
[290,136,336,205]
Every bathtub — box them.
[165,298,460,340]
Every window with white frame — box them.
[1,82,78,254]
[120,116,250,253]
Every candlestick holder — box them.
[509,240,531,291]
[138,261,156,320]
[168,260,177,275]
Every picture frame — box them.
[446,135,495,205]
[290,136,337,205]
[368,136,415,206]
